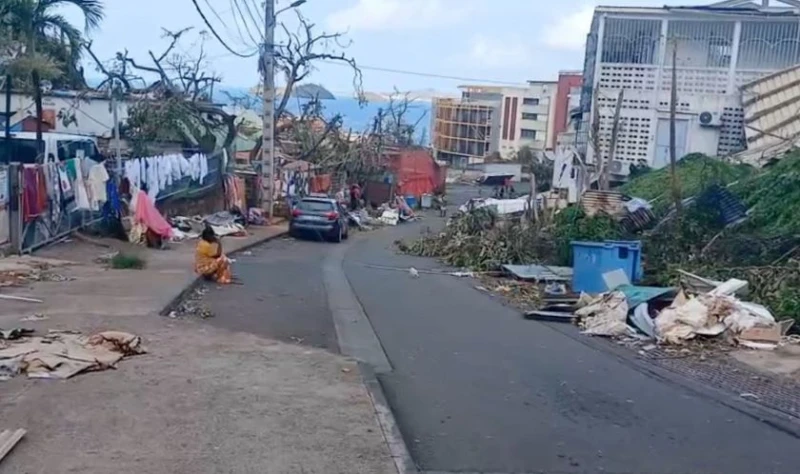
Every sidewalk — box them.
[0,225,396,474]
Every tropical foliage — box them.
[2,0,103,87]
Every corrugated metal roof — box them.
[581,190,626,217]
[502,264,573,282]
[738,63,800,166]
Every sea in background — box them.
[218,87,432,145]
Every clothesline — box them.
[123,153,209,201]
[21,157,113,224]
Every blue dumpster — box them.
[404,195,418,209]
[571,240,642,293]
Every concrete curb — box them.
[359,362,418,474]
[159,230,288,316]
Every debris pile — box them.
[0,257,75,288]
[476,275,542,312]
[170,286,215,319]
[399,207,551,270]
[0,329,146,380]
[567,275,794,351]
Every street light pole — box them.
[262,0,276,223]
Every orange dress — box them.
[195,240,232,284]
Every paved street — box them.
[199,236,340,352]
[198,186,800,474]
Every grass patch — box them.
[618,153,753,213]
[110,252,146,270]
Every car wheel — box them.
[332,224,343,243]
[289,227,300,239]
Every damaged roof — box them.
[737,63,800,166]
[595,0,800,16]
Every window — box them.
[298,199,335,212]
[521,113,538,121]
[520,129,537,140]
[523,98,539,106]
[0,138,42,164]
[57,140,99,161]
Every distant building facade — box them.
[551,71,583,149]
[580,0,800,175]
[431,82,557,167]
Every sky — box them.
[64,0,714,95]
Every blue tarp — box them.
[615,284,675,308]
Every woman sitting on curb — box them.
[195,227,232,284]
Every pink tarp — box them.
[134,191,173,238]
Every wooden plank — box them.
[0,429,25,463]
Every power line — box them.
[189,0,257,58]
[201,49,529,86]
[320,60,529,86]
[230,0,262,47]
[239,0,265,42]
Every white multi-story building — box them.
[580,0,800,173]
[431,82,557,167]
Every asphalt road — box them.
[197,184,800,474]
[198,235,339,352]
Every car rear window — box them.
[298,200,335,212]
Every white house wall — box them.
[0,92,130,138]
[586,10,800,169]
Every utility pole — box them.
[262,0,276,222]
[4,75,11,139]
[669,38,681,214]
[111,81,121,177]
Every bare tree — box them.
[85,28,235,155]
[382,88,428,147]
[249,11,363,159]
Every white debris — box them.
[654,280,777,345]
[577,292,629,337]
[409,267,419,278]
[379,209,399,226]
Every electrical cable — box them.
[200,49,529,86]
[230,0,262,47]
[319,60,529,86]
[189,0,257,58]
[240,0,266,41]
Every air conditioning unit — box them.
[698,110,723,128]
[610,160,630,176]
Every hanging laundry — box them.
[103,179,122,219]
[158,154,170,189]
[65,159,79,182]
[88,163,110,209]
[145,156,159,200]
[134,189,173,238]
[22,166,41,222]
[124,158,141,189]
[73,173,91,211]
[57,164,72,194]
[199,153,208,183]
[178,154,191,177]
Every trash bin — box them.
[570,240,642,293]
[420,194,433,209]
[404,195,418,209]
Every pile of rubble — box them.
[400,207,549,271]
[570,275,794,351]
[0,329,146,380]
[0,257,75,290]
